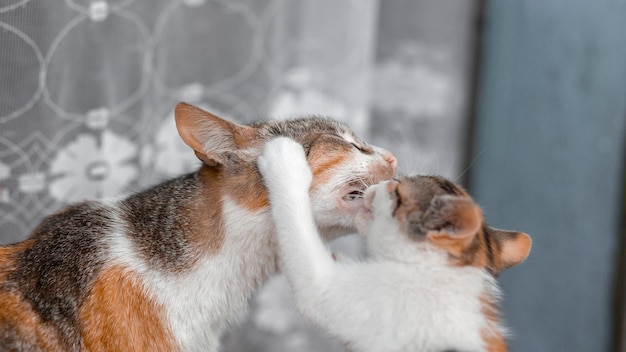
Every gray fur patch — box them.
[255,117,355,141]
[119,173,202,272]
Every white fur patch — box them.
[105,198,276,352]
[301,252,496,352]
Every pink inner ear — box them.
[174,102,252,166]
[501,232,532,268]
[175,103,208,155]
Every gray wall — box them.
[471,1,626,351]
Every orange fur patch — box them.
[0,290,65,351]
[0,241,66,351]
[184,167,229,253]
[0,242,29,279]
[220,164,270,211]
[79,265,175,351]
[309,154,348,190]
[480,294,507,352]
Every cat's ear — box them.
[425,195,482,258]
[488,227,532,271]
[175,102,255,167]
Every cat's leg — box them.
[259,138,384,344]
[258,137,338,315]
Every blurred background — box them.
[0,0,624,351]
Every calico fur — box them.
[0,103,397,351]
[258,137,531,352]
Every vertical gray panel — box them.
[617,169,626,351]
[471,1,626,351]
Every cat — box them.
[0,103,397,351]
[258,137,532,352]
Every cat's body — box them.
[0,104,397,351]
[258,138,532,352]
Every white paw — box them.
[258,137,313,193]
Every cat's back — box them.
[0,200,114,289]
[1,200,115,292]
[0,172,204,301]
[0,175,202,351]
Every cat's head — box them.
[175,103,397,237]
[356,175,531,275]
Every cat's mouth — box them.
[341,189,366,210]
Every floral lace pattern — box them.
[0,1,478,351]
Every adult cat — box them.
[258,137,531,352]
[0,103,397,351]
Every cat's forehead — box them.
[397,176,469,211]
[255,117,357,141]
[397,175,467,204]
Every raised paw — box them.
[258,137,313,193]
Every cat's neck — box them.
[110,171,280,349]
[114,170,280,285]
[151,197,278,348]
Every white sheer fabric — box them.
[0,0,478,350]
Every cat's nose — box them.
[382,151,398,174]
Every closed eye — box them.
[351,142,373,154]
[350,142,363,151]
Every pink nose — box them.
[382,151,398,174]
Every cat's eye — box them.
[350,142,363,151]
[350,142,373,154]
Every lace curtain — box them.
[0,0,478,350]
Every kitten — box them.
[0,103,397,351]
[258,137,532,352]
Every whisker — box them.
[357,176,369,188]
[452,148,486,183]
